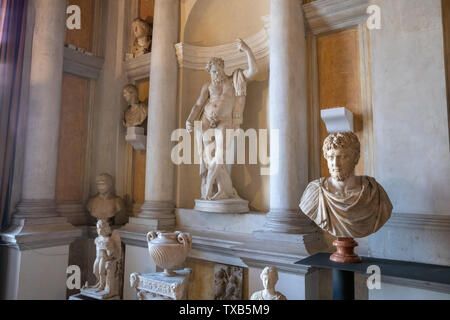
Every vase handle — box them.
[176,231,192,248]
[147,231,157,243]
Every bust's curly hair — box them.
[323,132,360,165]
[131,18,151,34]
[205,57,225,73]
[260,266,278,282]
[123,84,138,96]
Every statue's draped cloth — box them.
[299,176,393,238]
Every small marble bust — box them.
[251,267,286,300]
[131,18,152,57]
[87,173,125,222]
[122,84,148,128]
[299,132,393,239]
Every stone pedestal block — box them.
[130,268,191,300]
[125,127,146,150]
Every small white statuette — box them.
[251,267,286,300]
[80,219,123,300]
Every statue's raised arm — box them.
[236,38,258,80]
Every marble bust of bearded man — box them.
[299,132,393,239]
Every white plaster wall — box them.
[369,0,450,260]
[123,245,156,300]
[367,0,449,299]
[370,282,450,300]
[181,0,269,45]
[370,0,450,216]
[16,246,70,300]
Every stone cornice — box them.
[381,275,450,294]
[120,224,318,275]
[0,217,83,250]
[175,16,270,72]
[124,52,152,81]
[386,212,450,231]
[303,0,369,35]
[63,47,104,80]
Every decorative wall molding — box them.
[124,53,151,81]
[385,212,450,231]
[303,0,369,35]
[175,16,270,72]
[382,275,450,295]
[63,47,104,80]
[370,212,450,268]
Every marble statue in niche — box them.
[251,267,286,300]
[186,39,258,211]
[131,18,152,57]
[122,84,148,128]
[87,173,125,224]
[299,132,393,263]
[213,264,243,300]
[80,219,123,300]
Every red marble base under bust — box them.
[330,237,362,263]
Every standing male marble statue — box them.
[186,39,258,203]
[299,132,393,262]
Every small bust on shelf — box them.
[299,132,393,263]
[122,84,148,128]
[87,173,125,223]
[131,18,152,57]
[251,267,286,300]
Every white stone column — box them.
[14,0,66,220]
[0,0,80,300]
[137,0,180,228]
[262,0,316,234]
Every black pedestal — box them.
[332,269,354,300]
[296,253,450,300]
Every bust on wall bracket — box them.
[125,18,152,60]
[122,84,148,150]
[299,109,393,263]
